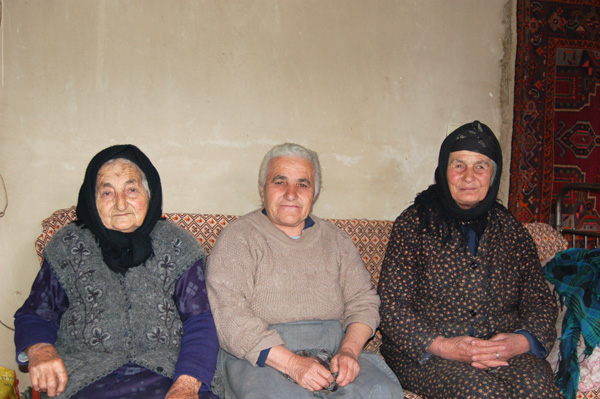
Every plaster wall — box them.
[0,0,511,388]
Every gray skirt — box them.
[212,320,403,399]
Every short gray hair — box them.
[258,143,322,199]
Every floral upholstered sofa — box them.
[34,207,600,399]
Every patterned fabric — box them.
[377,205,560,398]
[43,221,204,398]
[14,259,218,399]
[525,222,569,263]
[36,208,392,291]
[36,207,599,399]
[544,248,600,399]
[69,365,219,399]
[509,0,600,230]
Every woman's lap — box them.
[70,365,219,399]
[216,320,403,399]
[395,354,561,399]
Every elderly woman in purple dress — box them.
[14,145,219,399]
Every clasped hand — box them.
[429,333,530,369]
[330,347,361,387]
[286,347,360,392]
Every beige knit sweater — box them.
[206,209,380,365]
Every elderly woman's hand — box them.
[330,322,372,386]
[266,345,334,392]
[470,333,530,369]
[330,347,360,387]
[26,343,68,397]
[286,353,334,391]
[428,335,508,367]
[164,375,202,399]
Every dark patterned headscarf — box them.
[434,120,503,221]
[75,144,163,274]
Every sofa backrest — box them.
[36,207,568,271]
[35,207,394,290]
[35,207,569,355]
[522,222,568,264]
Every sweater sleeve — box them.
[206,222,284,365]
[335,227,380,335]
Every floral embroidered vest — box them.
[44,220,205,398]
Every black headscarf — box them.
[432,120,502,221]
[75,144,163,274]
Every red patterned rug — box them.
[509,0,600,233]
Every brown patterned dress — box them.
[378,204,562,398]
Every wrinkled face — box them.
[96,160,149,232]
[447,150,493,210]
[260,156,316,237]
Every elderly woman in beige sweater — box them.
[206,143,402,399]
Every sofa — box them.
[34,207,600,399]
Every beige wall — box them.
[0,0,512,387]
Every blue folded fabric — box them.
[543,247,600,399]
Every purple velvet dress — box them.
[15,259,219,399]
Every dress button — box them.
[470,261,478,269]
[157,367,163,372]
[469,309,477,317]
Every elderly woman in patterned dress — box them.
[377,121,562,398]
[14,145,219,399]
